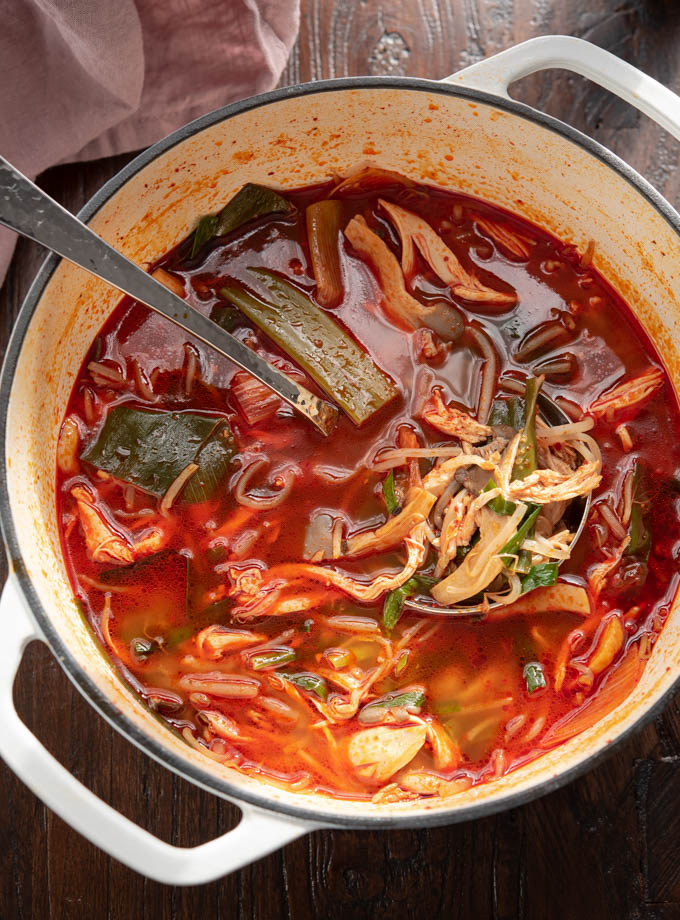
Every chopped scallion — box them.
[383,470,400,515]
[523,661,546,693]
[249,648,296,671]
[280,672,328,700]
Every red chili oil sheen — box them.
[57,178,680,798]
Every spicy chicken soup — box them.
[57,169,680,802]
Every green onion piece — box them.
[165,625,194,648]
[249,648,296,671]
[483,478,516,515]
[456,544,472,563]
[488,395,525,430]
[523,661,547,693]
[220,269,398,425]
[190,185,294,259]
[190,214,219,258]
[383,470,400,515]
[394,649,409,677]
[280,672,329,700]
[327,649,351,670]
[383,588,407,633]
[626,460,651,560]
[82,407,235,502]
[358,688,426,723]
[411,574,438,591]
[512,376,541,480]
[434,700,461,717]
[521,563,559,594]
[190,597,234,629]
[515,549,534,575]
[131,638,158,661]
[500,505,541,564]
[210,304,242,333]
[302,619,314,633]
[306,200,344,307]
[216,184,293,237]
[382,574,436,632]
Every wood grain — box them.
[2,2,680,917]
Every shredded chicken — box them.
[473,214,534,260]
[346,488,435,556]
[344,215,451,331]
[330,165,415,196]
[588,367,664,420]
[378,199,517,305]
[71,487,135,564]
[434,489,475,578]
[259,524,430,604]
[425,718,460,770]
[422,389,492,444]
[422,454,497,497]
[432,503,527,606]
[588,536,630,598]
[504,461,602,504]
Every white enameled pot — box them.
[2,36,680,885]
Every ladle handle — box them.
[0,576,317,883]
[0,156,337,435]
[445,35,680,143]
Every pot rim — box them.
[2,74,680,829]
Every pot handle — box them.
[445,35,680,142]
[0,575,317,884]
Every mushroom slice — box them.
[422,454,496,498]
[71,486,167,564]
[346,723,427,783]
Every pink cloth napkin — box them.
[0,0,300,282]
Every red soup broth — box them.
[57,177,680,801]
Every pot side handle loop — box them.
[0,575,315,884]
[444,35,680,143]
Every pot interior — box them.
[5,81,680,824]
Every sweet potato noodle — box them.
[57,168,680,803]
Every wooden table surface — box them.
[3,2,680,917]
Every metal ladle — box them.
[405,392,591,617]
[0,156,338,436]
